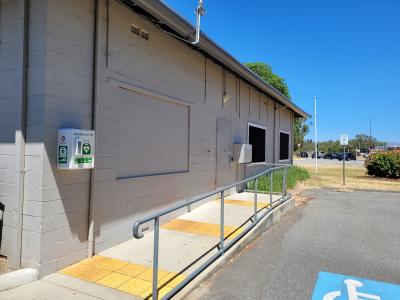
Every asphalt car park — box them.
[187,190,400,300]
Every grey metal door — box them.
[216,118,232,188]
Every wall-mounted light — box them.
[223,92,230,104]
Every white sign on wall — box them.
[57,129,95,170]
[340,134,349,146]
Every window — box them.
[280,131,290,161]
[117,88,189,178]
[248,123,266,163]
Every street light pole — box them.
[369,119,372,149]
[363,117,377,151]
[314,96,318,173]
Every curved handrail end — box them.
[133,220,144,239]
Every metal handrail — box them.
[133,164,292,299]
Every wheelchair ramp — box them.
[57,192,280,299]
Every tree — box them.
[293,118,309,151]
[349,134,378,150]
[300,134,384,156]
[245,62,309,150]
[245,62,290,98]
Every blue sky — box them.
[163,0,400,142]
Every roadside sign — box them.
[340,134,349,146]
[340,134,348,185]
[312,271,400,300]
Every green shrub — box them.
[247,165,310,193]
[365,151,400,178]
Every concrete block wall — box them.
[28,0,96,275]
[1,0,294,275]
[20,0,49,273]
[91,0,294,253]
[4,0,96,276]
[0,0,20,266]
[0,0,52,270]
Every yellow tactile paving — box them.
[116,263,148,277]
[141,285,173,300]
[160,273,186,288]
[60,263,112,282]
[96,272,131,288]
[59,255,186,299]
[161,219,242,239]
[136,268,170,281]
[82,255,129,271]
[218,199,270,209]
[118,277,152,295]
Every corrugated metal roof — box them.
[123,0,308,118]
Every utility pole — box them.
[314,96,318,173]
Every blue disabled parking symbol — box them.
[312,271,400,300]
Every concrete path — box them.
[0,192,281,300]
[186,189,400,300]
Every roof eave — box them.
[126,0,308,118]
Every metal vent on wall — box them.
[130,24,149,41]
[140,30,149,40]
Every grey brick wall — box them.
[0,0,22,267]
[0,0,293,276]
[29,0,95,275]
[90,0,293,254]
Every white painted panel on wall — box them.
[117,88,189,178]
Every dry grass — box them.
[299,163,400,192]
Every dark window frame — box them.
[248,122,266,164]
[279,131,290,161]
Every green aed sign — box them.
[75,157,93,164]
[82,143,91,155]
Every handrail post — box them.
[283,167,288,197]
[131,164,292,300]
[152,217,160,300]
[220,190,224,253]
[254,178,258,222]
[282,168,285,197]
[269,170,273,207]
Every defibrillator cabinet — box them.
[57,129,95,169]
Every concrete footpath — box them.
[0,192,285,300]
[186,189,400,300]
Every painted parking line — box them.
[60,255,185,299]
[312,271,400,300]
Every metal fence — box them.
[133,164,292,299]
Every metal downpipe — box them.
[13,0,29,269]
[88,0,100,258]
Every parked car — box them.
[323,152,338,160]
[337,152,356,161]
[311,151,325,159]
[298,151,309,158]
